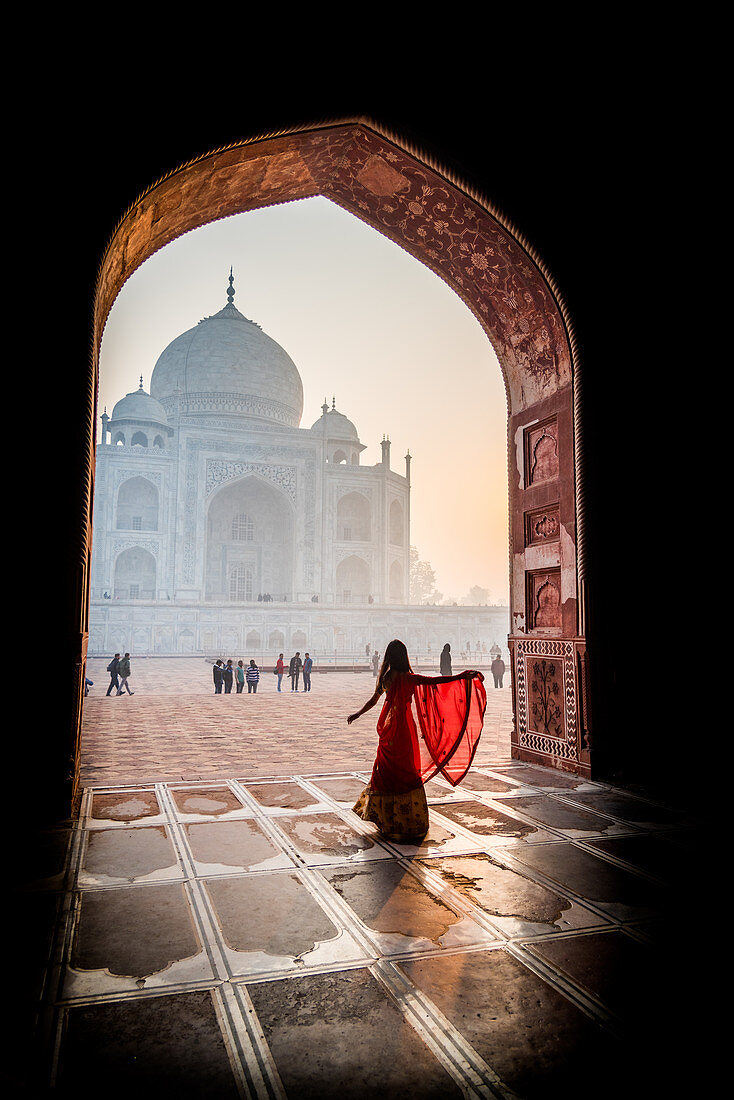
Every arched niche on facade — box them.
[336,554,371,603]
[114,546,156,600]
[389,559,404,601]
[80,117,589,813]
[245,629,261,650]
[269,629,285,650]
[205,475,294,601]
[117,476,159,531]
[292,629,307,649]
[337,491,371,542]
[389,499,404,545]
[131,431,148,448]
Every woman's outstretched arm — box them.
[346,687,383,725]
[410,670,483,686]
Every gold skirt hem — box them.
[352,783,429,842]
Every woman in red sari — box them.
[347,639,486,843]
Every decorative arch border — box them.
[80,117,590,801]
[205,460,298,505]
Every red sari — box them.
[353,671,486,841]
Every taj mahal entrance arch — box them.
[81,117,590,807]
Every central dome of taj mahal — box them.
[150,272,304,428]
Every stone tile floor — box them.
[10,660,715,1097]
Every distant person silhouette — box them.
[289,652,302,691]
[246,660,260,693]
[106,653,120,696]
[440,643,452,676]
[491,655,506,688]
[303,652,313,691]
[223,660,234,693]
[213,660,224,694]
[116,653,134,695]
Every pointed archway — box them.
[75,118,590,813]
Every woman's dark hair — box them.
[377,639,413,692]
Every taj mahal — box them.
[89,273,509,661]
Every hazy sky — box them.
[98,196,509,602]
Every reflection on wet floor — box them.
[28,762,687,1097]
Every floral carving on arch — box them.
[95,121,573,416]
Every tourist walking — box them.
[275,653,285,691]
[491,654,506,688]
[440,643,452,676]
[223,659,234,694]
[213,660,224,694]
[289,652,302,691]
[246,659,260,693]
[106,653,120,696]
[347,640,486,843]
[303,652,313,691]
[372,651,380,678]
[236,660,245,693]
[116,653,134,695]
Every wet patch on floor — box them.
[432,799,553,843]
[170,784,250,819]
[185,818,294,874]
[308,776,369,803]
[206,872,339,957]
[65,882,212,998]
[90,789,163,825]
[80,826,181,885]
[242,780,324,810]
[320,861,495,952]
[277,812,391,864]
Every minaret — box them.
[100,407,109,444]
[405,449,411,485]
[381,434,391,467]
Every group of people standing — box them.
[212,659,262,694]
[274,652,313,692]
[213,652,314,694]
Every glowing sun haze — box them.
[98,196,509,603]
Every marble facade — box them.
[90,276,507,659]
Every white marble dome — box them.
[310,404,360,440]
[150,278,303,428]
[110,384,169,428]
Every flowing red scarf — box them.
[371,672,486,794]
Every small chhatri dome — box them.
[110,378,169,428]
[150,271,304,428]
[310,396,361,441]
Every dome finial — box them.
[332,395,336,410]
[227,267,235,306]
[139,375,144,391]
[322,398,329,415]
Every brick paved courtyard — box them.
[81,658,514,786]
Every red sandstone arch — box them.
[82,117,590,807]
